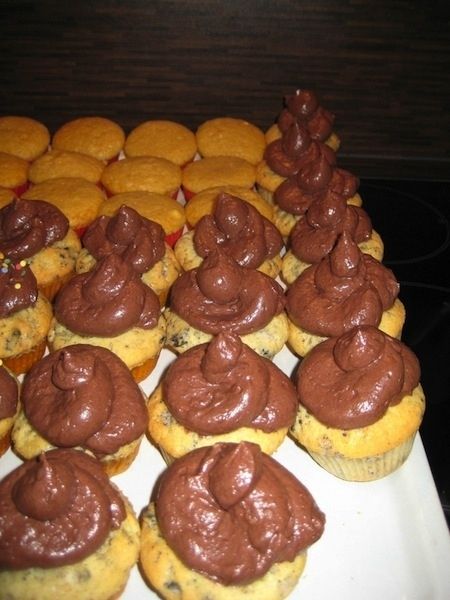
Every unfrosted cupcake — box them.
[140,441,325,600]
[124,119,197,167]
[21,177,106,237]
[0,198,81,300]
[185,185,274,228]
[148,332,297,462]
[76,204,180,305]
[52,116,125,162]
[0,448,140,600]
[28,149,105,185]
[0,258,52,375]
[48,253,165,382]
[0,151,29,197]
[291,325,425,481]
[196,117,266,165]
[281,192,383,284]
[174,192,284,277]
[164,250,289,359]
[0,116,50,161]
[12,344,148,476]
[0,361,19,458]
[100,155,182,198]
[265,88,340,151]
[99,190,186,248]
[0,187,16,208]
[182,155,256,201]
[286,232,405,357]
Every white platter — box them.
[1,343,450,599]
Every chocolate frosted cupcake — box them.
[0,362,19,457]
[266,88,340,150]
[12,344,148,476]
[164,250,289,359]
[140,441,325,599]
[0,448,140,600]
[291,325,425,481]
[0,198,81,300]
[286,231,405,356]
[48,253,166,382]
[0,258,52,374]
[174,192,284,277]
[281,192,383,284]
[76,204,181,305]
[148,332,297,462]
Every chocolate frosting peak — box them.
[0,449,126,569]
[54,253,160,336]
[286,233,399,337]
[0,198,69,261]
[264,123,313,177]
[194,193,283,269]
[82,205,165,273]
[278,88,335,142]
[0,259,38,317]
[297,325,421,429]
[22,344,147,455]
[0,364,18,419]
[163,332,297,434]
[170,251,285,335]
[156,442,325,585]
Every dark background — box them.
[1,0,449,179]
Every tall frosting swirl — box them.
[0,198,69,261]
[286,232,399,337]
[156,442,325,585]
[296,326,421,429]
[82,205,165,274]
[163,332,297,434]
[0,259,38,317]
[21,345,147,455]
[0,448,126,569]
[54,253,160,336]
[169,251,285,335]
[0,364,18,419]
[277,89,336,142]
[289,195,372,264]
[193,193,283,269]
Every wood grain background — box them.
[1,0,449,179]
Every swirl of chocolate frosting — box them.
[286,232,399,337]
[169,251,285,335]
[277,89,335,142]
[0,364,18,419]
[264,122,313,177]
[0,198,69,261]
[0,259,38,318]
[297,325,421,429]
[0,448,126,569]
[82,205,165,274]
[193,193,283,269]
[156,442,325,585]
[290,195,372,264]
[54,253,160,336]
[22,345,147,455]
[163,332,297,434]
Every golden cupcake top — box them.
[21,344,148,455]
[0,448,126,569]
[0,198,69,262]
[286,231,399,337]
[169,250,285,335]
[54,253,161,336]
[182,155,256,197]
[193,192,283,269]
[0,152,29,190]
[155,442,325,585]
[28,149,105,184]
[162,332,297,435]
[0,116,50,161]
[82,205,166,274]
[296,325,421,429]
